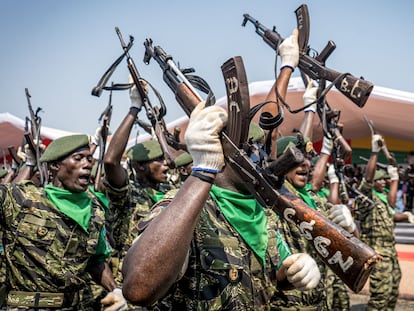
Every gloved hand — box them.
[18,143,42,167]
[327,164,339,184]
[281,253,321,291]
[101,288,128,311]
[129,75,148,110]
[321,136,334,155]
[184,101,228,173]
[90,126,111,146]
[303,81,318,113]
[403,211,414,224]
[371,134,383,153]
[278,29,299,70]
[328,204,356,233]
[387,165,399,181]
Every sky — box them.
[1,0,413,138]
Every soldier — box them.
[121,29,323,310]
[354,133,414,310]
[0,134,127,310]
[267,79,356,310]
[103,81,174,308]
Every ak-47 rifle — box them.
[94,90,113,192]
[143,40,379,293]
[25,88,46,185]
[91,28,184,168]
[363,115,398,167]
[242,11,374,108]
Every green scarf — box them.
[209,185,268,265]
[296,183,317,210]
[276,230,291,268]
[45,185,92,232]
[147,188,166,203]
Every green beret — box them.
[127,139,163,162]
[248,122,264,143]
[374,169,389,181]
[0,169,8,178]
[276,136,313,157]
[174,152,193,167]
[40,134,90,163]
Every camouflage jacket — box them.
[0,181,107,293]
[139,190,283,311]
[271,181,329,310]
[354,178,396,256]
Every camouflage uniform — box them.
[354,178,401,310]
[0,181,110,310]
[137,190,283,311]
[271,181,329,311]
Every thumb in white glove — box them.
[91,126,102,146]
[328,204,356,233]
[387,165,399,181]
[278,29,299,70]
[281,253,321,291]
[403,211,414,224]
[303,81,318,113]
[371,134,383,153]
[129,75,148,110]
[327,164,339,184]
[184,101,228,173]
[321,136,334,155]
[101,288,128,311]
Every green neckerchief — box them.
[373,189,395,215]
[276,230,291,269]
[209,185,268,265]
[88,186,109,210]
[296,183,317,210]
[147,188,166,203]
[45,185,92,232]
[318,187,330,199]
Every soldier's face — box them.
[286,158,311,189]
[147,157,169,183]
[54,148,93,193]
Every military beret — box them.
[174,152,193,167]
[0,169,8,178]
[276,136,313,157]
[127,139,163,162]
[40,134,90,163]
[248,122,265,143]
[374,169,389,181]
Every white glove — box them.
[184,101,228,173]
[303,81,318,112]
[321,136,334,155]
[91,126,102,146]
[387,165,399,181]
[129,75,147,110]
[328,204,356,233]
[403,212,414,224]
[327,164,339,184]
[101,288,128,311]
[281,253,321,291]
[18,144,39,167]
[278,29,299,70]
[371,134,383,153]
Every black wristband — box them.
[191,171,215,184]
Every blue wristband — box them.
[192,167,220,174]
[280,65,295,72]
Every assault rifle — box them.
[242,13,374,108]
[25,88,46,185]
[91,28,182,168]
[94,91,113,192]
[143,40,379,292]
